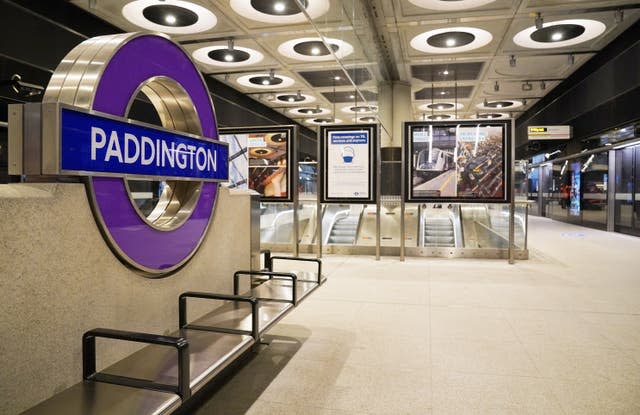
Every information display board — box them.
[219,125,296,202]
[320,124,377,204]
[404,120,512,203]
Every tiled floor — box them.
[194,216,640,414]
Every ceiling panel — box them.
[414,86,475,100]
[322,90,379,103]
[411,62,485,82]
[63,0,640,124]
[298,68,373,88]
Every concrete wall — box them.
[0,184,252,414]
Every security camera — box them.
[8,74,44,97]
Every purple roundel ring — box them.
[88,35,218,274]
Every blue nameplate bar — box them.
[60,107,228,181]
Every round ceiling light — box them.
[407,0,497,11]
[476,100,522,110]
[306,117,342,125]
[122,0,217,34]
[275,92,315,104]
[425,114,453,120]
[418,102,464,111]
[341,105,378,114]
[473,113,509,119]
[289,107,330,117]
[278,37,354,61]
[236,73,295,89]
[513,19,606,49]
[192,45,264,67]
[230,0,329,24]
[359,116,378,123]
[411,27,493,54]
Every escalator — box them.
[423,216,455,247]
[488,208,525,248]
[420,205,461,248]
[327,214,359,244]
[323,205,364,245]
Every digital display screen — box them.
[219,126,295,202]
[405,120,511,203]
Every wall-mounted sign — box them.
[320,124,377,204]
[404,120,512,203]
[219,125,296,202]
[58,106,227,181]
[8,33,226,276]
[527,125,572,140]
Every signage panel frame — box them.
[319,124,378,204]
[403,119,512,204]
[219,125,297,203]
[40,102,229,182]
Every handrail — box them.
[269,256,322,284]
[179,292,259,340]
[234,270,298,305]
[82,328,191,400]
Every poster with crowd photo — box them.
[219,126,295,202]
[404,120,511,203]
[320,124,378,204]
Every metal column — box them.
[400,123,406,261]
[508,121,516,265]
[316,127,323,258]
[375,126,381,260]
[292,126,300,256]
[607,149,616,232]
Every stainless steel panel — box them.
[250,193,262,270]
[23,103,42,175]
[8,104,23,175]
[41,102,60,175]
[249,279,319,303]
[194,301,293,334]
[20,381,180,415]
[102,329,253,394]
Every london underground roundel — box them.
[42,33,227,276]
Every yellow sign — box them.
[528,125,571,140]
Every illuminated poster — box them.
[327,130,370,199]
[405,120,511,203]
[320,124,377,204]
[219,126,295,202]
[570,162,581,216]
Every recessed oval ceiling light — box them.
[341,105,378,114]
[411,27,493,54]
[236,73,295,89]
[418,102,464,111]
[230,0,329,24]
[278,37,354,61]
[122,0,217,34]
[193,45,264,67]
[476,100,522,110]
[276,92,316,104]
[289,107,330,117]
[513,19,605,49]
[359,116,378,123]
[306,117,343,125]
[407,0,497,11]
[473,113,509,119]
[425,114,453,120]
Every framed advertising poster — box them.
[219,125,296,202]
[320,124,378,204]
[404,120,512,203]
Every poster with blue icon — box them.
[320,125,378,204]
